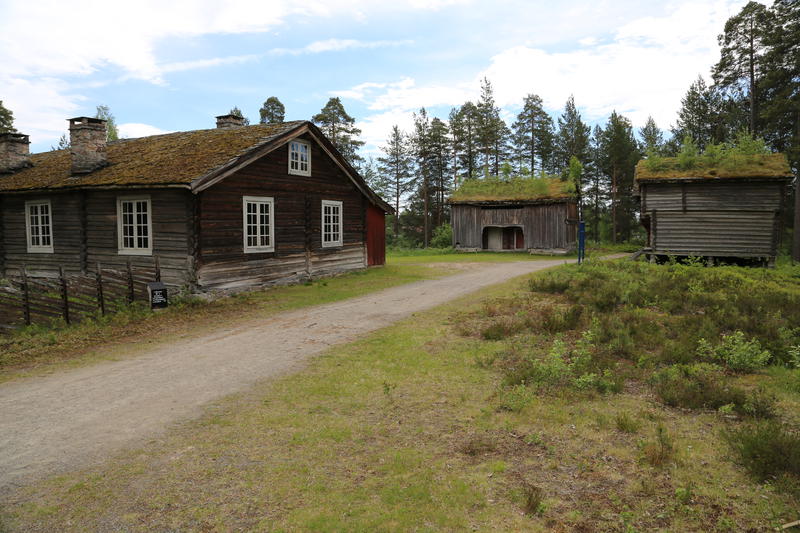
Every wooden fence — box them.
[0,259,162,332]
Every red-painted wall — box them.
[366,205,386,266]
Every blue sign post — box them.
[578,221,586,265]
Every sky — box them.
[0,0,753,156]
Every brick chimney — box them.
[69,117,108,175]
[215,114,245,128]
[0,132,31,173]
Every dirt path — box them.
[0,259,570,493]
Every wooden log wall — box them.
[452,202,575,251]
[1,189,192,285]
[641,180,786,258]
[196,132,368,290]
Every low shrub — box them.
[615,412,641,434]
[641,424,675,467]
[697,331,771,372]
[723,421,800,482]
[651,363,746,410]
[521,482,547,516]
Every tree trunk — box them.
[794,175,800,263]
[749,28,757,134]
[611,168,618,244]
[423,177,430,248]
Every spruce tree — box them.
[639,116,664,154]
[0,100,15,133]
[475,78,507,175]
[259,97,285,124]
[313,97,364,166]
[412,108,434,247]
[555,95,591,174]
[598,112,640,243]
[671,76,726,150]
[511,94,552,175]
[584,125,607,243]
[377,125,413,240]
[428,117,452,227]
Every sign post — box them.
[578,221,586,264]
[147,281,168,310]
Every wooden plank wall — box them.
[642,180,785,258]
[452,203,575,250]
[196,132,368,290]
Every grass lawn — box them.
[0,263,451,383]
[387,248,573,263]
[3,259,799,532]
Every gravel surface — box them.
[0,259,570,493]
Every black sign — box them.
[147,282,168,310]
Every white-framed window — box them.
[117,196,152,255]
[321,200,343,248]
[25,200,54,253]
[288,140,311,176]
[243,196,275,253]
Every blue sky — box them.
[1,0,751,155]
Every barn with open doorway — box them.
[449,177,578,253]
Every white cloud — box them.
[270,38,412,56]
[159,55,261,74]
[118,123,173,139]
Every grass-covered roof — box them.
[449,175,576,203]
[0,121,305,192]
[635,152,793,182]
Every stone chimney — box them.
[0,132,31,173]
[69,117,108,175]
[215,114,245,129]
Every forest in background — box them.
[1,1,797,251]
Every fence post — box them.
[95,262,105,315]
[126,260,134,304]
[154,255,161,282]
[59,266,70,325]
[20,265,30,326]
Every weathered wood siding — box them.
[652,210,777,256]
[641,180,785,258]
[84,189,193,286]
[451,202,576,251]
[0,189,193,285]
[1,191,84,277]
[196,133,367,290]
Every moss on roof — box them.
[0,121,305,192]
[635,153,793,182]
[450,175,576,203]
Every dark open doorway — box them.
[482,226,524,250]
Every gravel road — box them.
[0,259,570,493]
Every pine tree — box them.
[712,1,772,135]
[555,95,591,174]
[511,94,553,175]
[598,112,641,243]
[449,102,479,184]
[51,133,70,151]
[0,100,15,133]
[412,108,434,247]
[639,116,664,154]
[377,125,413,239]
[313,97,364,167]
[229,106,250,126]
[95,105,119,141]
[259,97,285,124]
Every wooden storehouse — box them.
[0,115,392,291]
[450,177,578,253]
[635,153,794,265]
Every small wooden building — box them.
[635,153,794,265]
[0,116,392,291]
[449,178,578,253]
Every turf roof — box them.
[634,153,793,182]
[449,176,576,203]
[0,121,305,192]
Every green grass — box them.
[450,174,575,202]
[0,263,450,382]
[3,260,800,531]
